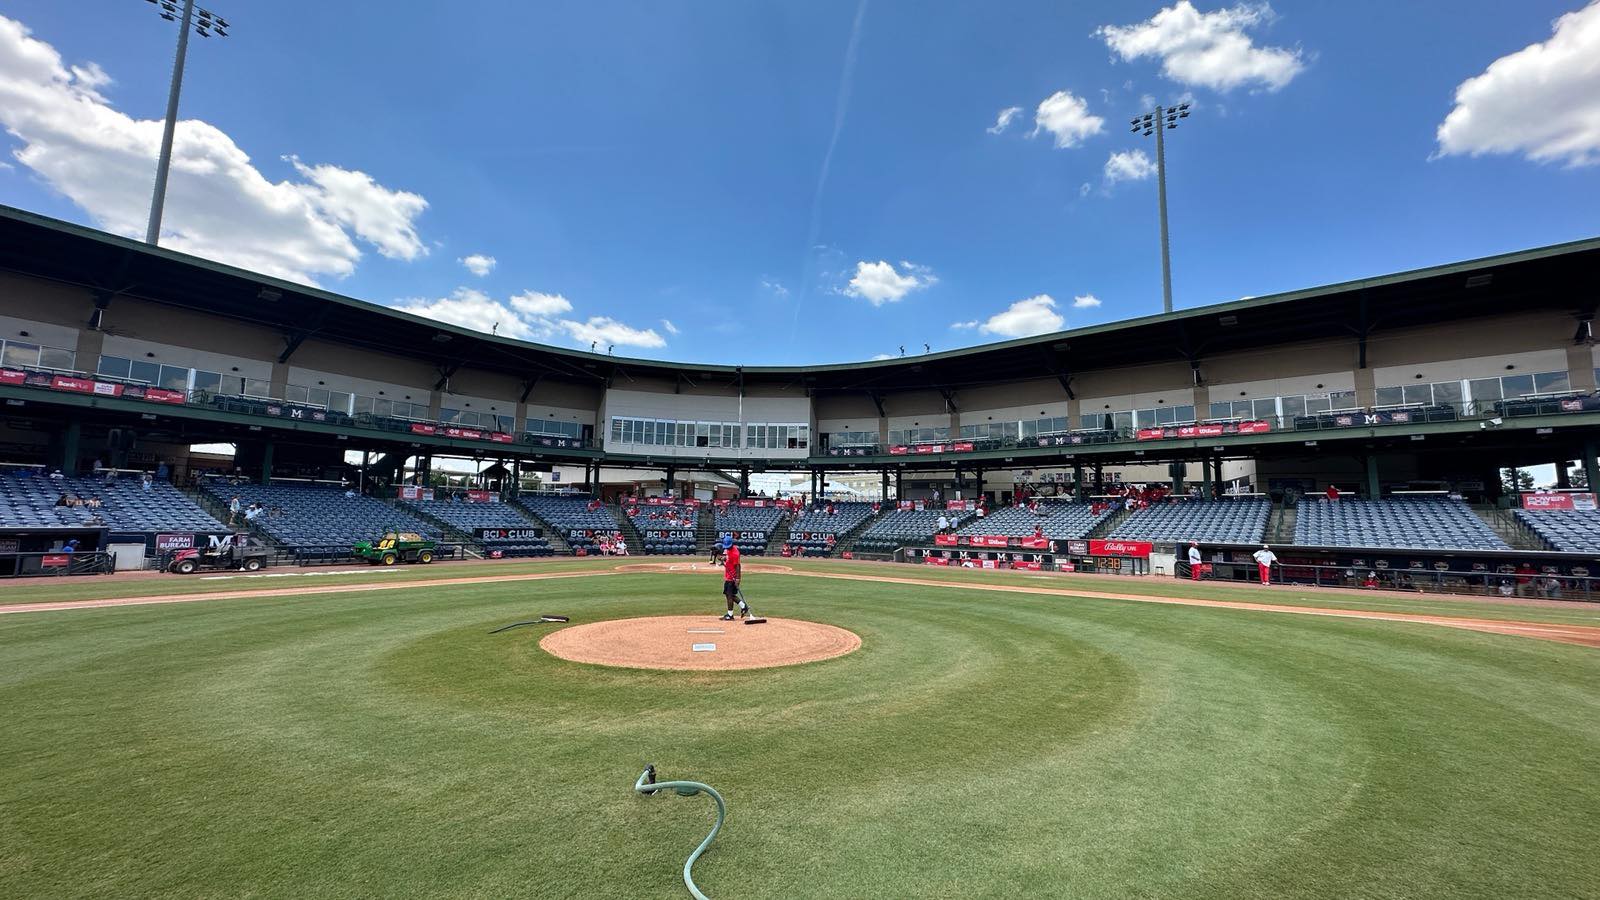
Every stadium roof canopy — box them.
[2,204,1597,395]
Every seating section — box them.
[0,471,223,532]
[402,498,552,557]
[1514,509,1600,553]
[202,481,439,559]
[1295,498,1508,551]
[1111,499,1270,545]
[629,504,699,555]
[787,502,876,556]
[956,501,1111,539]
[516,494,619,555]
[714,506,785,555]
[855,509,974,553]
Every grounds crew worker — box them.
[1253,544,1279,585]
[718,535,750,620]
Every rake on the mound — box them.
[488,615,570,634]
[737,588,766,625]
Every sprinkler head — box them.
[642,764,657,786]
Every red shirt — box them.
[723,544,741,580]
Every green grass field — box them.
[3,561,1598,898]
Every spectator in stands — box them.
[49,469,64,483]
[1326,484,1340,501]
[937,513,950,532]
[228,496,241,525]
[92,458,103,473]
[345,487,357,498]
[54,493,68,507]
[1188,541,1203,580]
[871,500,881,515]
[1253,544,1278,585]
[1497,579,1515,598]
[156,462,169,481]
[1543,575,1563,599]
[103,468,117,486]
[615,537,628,556]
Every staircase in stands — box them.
[514,507,573,554]
[765,511,793,556]
[1266,505,1297,544]
[696,506,717,554]
[1471,504,1551,551]
[609,503,647,552]
[831,505,890,557]
[1085,506,1134,539]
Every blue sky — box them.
[2,1,1598,364]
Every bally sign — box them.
[1088,539,1152,558]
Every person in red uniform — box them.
[1326,484,1340,501]
[718,535,750,620]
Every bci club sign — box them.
[478,527,544,542]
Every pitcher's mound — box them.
[539,615,860,670]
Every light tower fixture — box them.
[142,0,230,246]
[1130,102,1192,314]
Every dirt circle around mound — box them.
[538,614,860,670]
[611,561,795,575]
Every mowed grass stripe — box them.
[1,575,1597,897]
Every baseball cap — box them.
[720,535,734,549]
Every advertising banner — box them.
[646,528,695,540]
[477,527,544,543]
[889,445,909,455]
[945,500,973,511]
[969,535,1009,548]
[933,534,958,546]
[91,381,124,397]
[142,387,187,404]
[1089,539,1152,558]
[465,490,495,503]
[1522,492,1598,511]
[41,554,69,567]
[51,375,96,393]
[409,423,437,435]
[155,533,194,551]
[0,368,25,385]
[1020,536,1050,549]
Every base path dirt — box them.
[538,615,860,670]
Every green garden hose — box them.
[634,765,725,900]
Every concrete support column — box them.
[739,468,750,497]
[1354,366,1376,411]
[1585,441,1600,497]
[1093,462,1104,495]
[881,468,890,500]
[973,467,984,502]
[1566,345,1598,393]
[58,420,82,476]
[664,466,676,493]
[895,468,904,499]
[1073,461,1085,500]
[1201,456,1214,498]
[1171,461,1184,495]
[1365,455,1381,500]
[73,328,105,374]
[1556,461,1572,490]
[268,361,290,400]
[260,441,274,485]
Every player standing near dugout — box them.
[717,535,751,620]
[1253,544,1278,585]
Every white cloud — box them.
[844,259,937,306]
[870,353,896,360]
[393,287,662,349]
[509,290,573,317]
[459,253,496,277]
[950,320,979,330]
[1435,1,1600,167]
[661,318,679,335]
[762,278,790,298]
[392,288,540,340]
[1030,90,1105,148]
[1103,148,1156,184]
[987,106,1023,135]
[0,15,428,284]
[1073,294,1103,308]
[1097,2,1305,93]
[560,317,665,349]
[977,295,1065,338]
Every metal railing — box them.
[1188,559,1598,603]
[0,551,114,578]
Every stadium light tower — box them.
[142,0,230,246]
[1131,103,1191,314]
